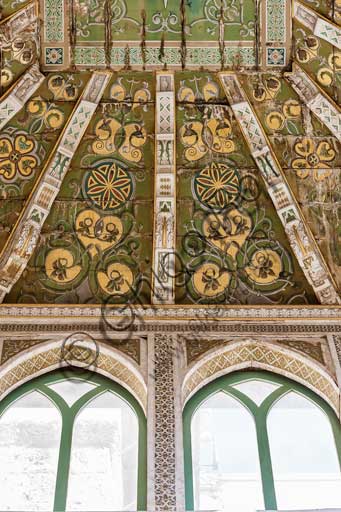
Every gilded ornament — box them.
[193,162,240,210]
[48,75,79,101]
[0,133,38,181]
[252,76,281,102]
[97,262,134,296]
[292,138,335,181]
[76,209,123,258]
[245,249,282,285]
[85,161,133,210]
[27,97,64,130]
[92,118,147,163]
[203,208,252,259]
[45,249,82,283]
[193,262,231,297]
[265,99,301,132]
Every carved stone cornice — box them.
[0,305,340,321]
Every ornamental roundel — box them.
[84,161,133,211]
[193,162,240,210]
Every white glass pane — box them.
[67,391,139,511]
[0,391,61,511]
[47,379,97,406]
[231,380,280,406]
[191,391,264,512]
[268,391,341,509]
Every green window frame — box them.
[183,370,341,511]
[0,369,147,512]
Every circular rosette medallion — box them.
[85,161,133,211]
[192,262,231,298]
[193,162,240,210]
[243,245,292,293]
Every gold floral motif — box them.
[193,263,231,297]
[48,75,79,101]
[245,249,282,284]
[252,76,281,102]
[92,118,147,163]
[27,97,64,130]
[45,249,82,283]
[85,162,133,210]
[265,99,301,132]
[110,80,151,110]
[317,53,341,87]
[181,117,235,162]
[0,69,13,87]
[97,262,134,295]
[76,209,123,258]
[203,209,252,259]
[0,133,38,181]
[296,35,319,63]
[292,137,335,181]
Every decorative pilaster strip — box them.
[293,1,341,49]
[327,334,341,390]
[219,72,340,305]
[152,72,176,304]
[0,71,111,301]
[0,64,44,130]
[285,63,341,143]
[153,333,177,511]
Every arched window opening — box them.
[191,391,264,511]
[268,391,341,510]
[66,391,139,511]
[0,391,62,512]
[183,371,341,511]
[0,370,147,512]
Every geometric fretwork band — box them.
[154,334,177,511]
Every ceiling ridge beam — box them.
[0,63,44,130]
[218,71,340,305]
[285,62,341,143]
[0,70,111,302]
[293,0,341,49]
[152,72,176,304]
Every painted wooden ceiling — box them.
[0,0,340,305]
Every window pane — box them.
[0,391,61,511]
[47,379,98,406]
[231,379,280,406]
[268,391,341,509]
[66,391,139,511]
[191,391,264,512]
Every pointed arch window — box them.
[0,370,147,512]
[183,371,341,511]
